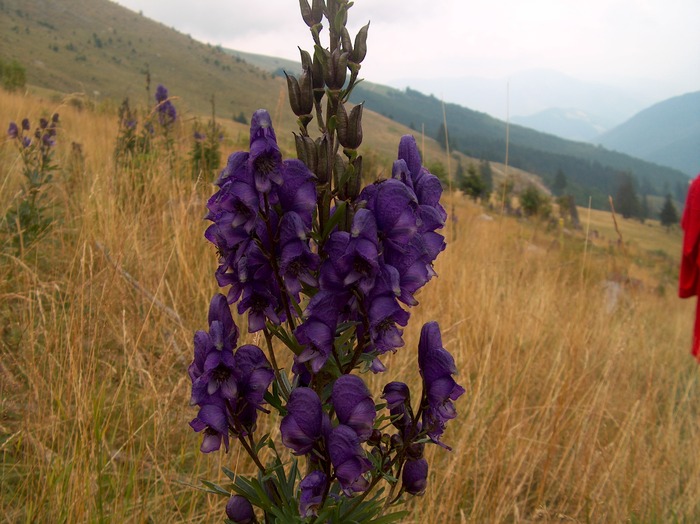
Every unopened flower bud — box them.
[390,434,402,449]
[368,429,382,445]
[350,23,370,64]
[341,27,353,54]
[336,103,363,149]
[286,70,314,117]
[324,48,348,90]
[316,134,331,184]
[294,134,319,173]
[406,441,425,460]
[299,0,324,28]
[226,495,256,523]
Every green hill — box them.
[597,92,700,177]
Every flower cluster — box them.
[188,293,274,453]
[188,1,464,522]
[5,114,60,251]
[205,109,317,333]
[154,84,177,127]
[8,114,59,151]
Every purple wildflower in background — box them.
[327,424,372,495]
[332,375,376,442]
[226,495,256,523]
[21,118,30,131]
[299,471,328,517]
[154,84,177,126]
[402,458,428,495]
[280,387,324,455]
[8,122,18,139]
[417,322,465,446]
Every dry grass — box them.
[1,89,698,523]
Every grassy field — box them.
[1,88,698,523]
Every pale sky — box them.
[111,0,700,112]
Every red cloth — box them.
[679,174,700,359]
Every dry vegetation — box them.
[1,88,698,523]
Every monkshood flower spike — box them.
[188,1,462,521]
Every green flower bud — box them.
[325,48,349,90]
[286,69,314,117]
[336,102,363,150]
[299,0,324,27]
[351,22,370,64]
[294,133,319,174]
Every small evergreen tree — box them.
[552,169,567,196]
[615,171,640,219]
[659,194,679,229]
[479,159,493,201]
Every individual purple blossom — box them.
[188,294,239,406]
[332,375,376,442]
[275,159,317,229]
[402,458,428,495]
[417,322,465,445]
[294,291,340,374]
[279,211,320,296]
[299,471,327,517]
[327,424,372,495]
[21,118,30,131]
[381,381,412,431]
[226,494,256,523]
[189,399,230,453]
[280,387,324,455]
[248,109,283,193]
[8,122,18,139]
[338,209,381,294]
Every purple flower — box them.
[338,209,381,294]
[155,84,169,103]
[227,344,274,436]
[299,471,327,517]
[280,387,324,455]
[8,122,18,139]
[188,294,239,406]
[294,291,340,374]
[189,399,230,453]
[328,424,372,495]
[402,458,428,495]
[332,375,376,442]
[417,322,465,445]
[279,211,320,296]
[248,109,283,193]
[21,118,30,131]
[276,159,317,229]
[226,495,256,523]
[381,381,412,431]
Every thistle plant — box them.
[189,2,463,522]
[4,114,60,252]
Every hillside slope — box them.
[596,92,700,177]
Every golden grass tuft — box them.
[1,89,697,523]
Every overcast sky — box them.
[111,0,700,108]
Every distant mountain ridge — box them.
[511,108,609,142]
[596,92,700,177]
